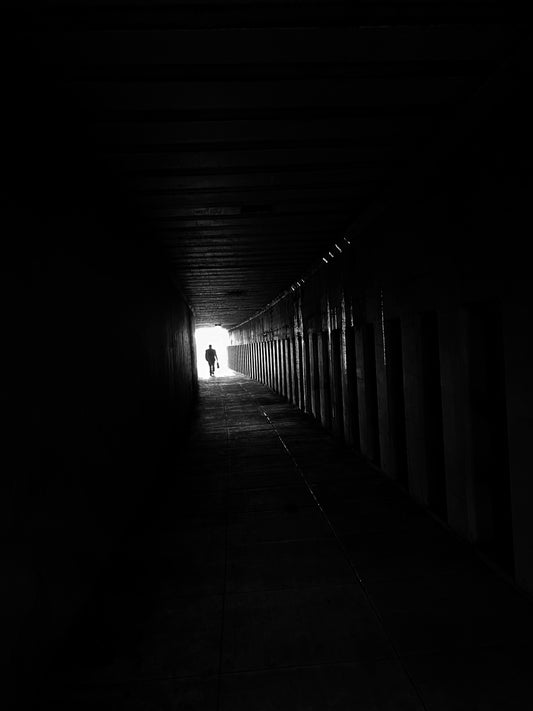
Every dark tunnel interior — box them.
[5,2,533,708]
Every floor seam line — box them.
[237,379,431,711]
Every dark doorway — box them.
[420,311,447,520]
[344,326,360,450]
[467,303,514,574]
[303,332,312,413]
[363,323,381,467]
[311,332,321,419]
[385,318,408,487]
[330,329,345,440]
[319,330,332,430]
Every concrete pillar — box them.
[271,340,277,391]
[286,338,293,402]
[355,324,380,465]
[292,335,301,408]
[439,309,470,538]
[261,341,267,384]
[384,318,408,488]
[465,304,514,572]
[271,340,277,392]
[250,342,255,379]
[375,320,393,476]
[329,328,344,439]
[301,332,312,413]
[385,318,410,489]
[277,340,283,395]
[309,332,321,420]
[264,341,269,386]
[270,341,276,390]
[274,340,281,393]
[266,341,274,388]
[276,340,282,395]
[420,312,447,521]
[340,325,359,447]
[289,337,298,406]
[318,330,331,430]
[284,338,293,402]
[261,342,266,383]
[402,314,428,503]
[503,285,533,594]
[280,339,287,398]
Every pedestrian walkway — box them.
[42,374,533,709]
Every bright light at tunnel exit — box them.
[195,326,232,379]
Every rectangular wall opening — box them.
[345,326,360,450]
[467,304,514,574]
[420,311,447,520]
[195,326,230,379]
[385,318,408,488]
[319,330,332,430]
[303,333,312,413]
[331,329,345,440]
[311,332,321,419]
[363,323,381,466]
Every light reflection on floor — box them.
[197,365,238,381]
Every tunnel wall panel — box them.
[8,239,198,683]
[7,84,199,684]
[228,224,533,598]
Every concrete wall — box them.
[5,60,198,694]
[5,237,197,689]
[228,171,533,598]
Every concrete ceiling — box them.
[23,1,527,328]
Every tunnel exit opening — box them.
[195,326,231,379]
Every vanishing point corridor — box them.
[10,3,533,708]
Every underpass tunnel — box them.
[6,2,533,708]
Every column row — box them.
[229,307,517,582]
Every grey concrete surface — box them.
[39,374,533,710]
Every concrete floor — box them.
[41,374,533,709]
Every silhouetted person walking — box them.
[205,345,218,376]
